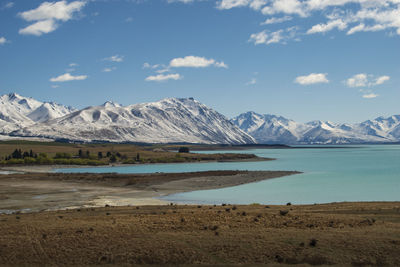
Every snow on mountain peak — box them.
[102,101,121,108]
[8,96,254,144]
[233,111,400,144]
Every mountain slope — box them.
[0,93,76,134]
[27,102,76,123]
[13,98,255,144]
[232,112,399,144]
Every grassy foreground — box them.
[1,202,399,266]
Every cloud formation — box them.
[362,93,379,99]
[103,55,124,62]
[261,16,292,25]
[145,73,182,82]
[294,73,329,85]
[18,1,86,36]
[0,37,6,45]
[169,56,228,68]
[218,0,400,45]
[50,72,87,82]
[346,73,390,87]
[103,67,116,72]
[144,56,227,82]
[249,26,298,45]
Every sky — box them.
[0,0,399,123]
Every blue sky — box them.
[0,0,399,123]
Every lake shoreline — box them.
[0,170,300,213]
[0,156,273,173]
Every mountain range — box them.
[0,93,399,145]
[1,93,254,144]
[232,111,400,144]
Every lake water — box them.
[56,145,400,205]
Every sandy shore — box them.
[0,170,300,213]
[1,202,399,266]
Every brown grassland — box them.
[0,202,399,266]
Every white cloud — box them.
[246,78,257,85]
[218,0,400,42]
[103,67,116,72]
[217,0,250,10]
[143,62,161,69]
[346,73,390,87]
[307,19,347,34]
[214,61,229,68]
[19,1,85,22]
[19,19,58,36]
[346,73,368,87]
[375,75,390,85]
[18,1,86,36]
[103,55,124,62]
[261,16,292,25]
[250,0,268,10]
[249,26,299,45]
[261,0,307,17]
[346,23,387,35]
[295,73,329,85]
[169,56,228,68]
[0,37,6,45]
[50,72,87,82]
[362,93,379,98]
[125,17,133,22]
[145,73,182,82]
[51,84,60,88]
[69,63,78,67]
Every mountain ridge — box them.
[232,111,400,144]
[1,93,399,144]
[1,93,254,144]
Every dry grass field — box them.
[0,202,399,266]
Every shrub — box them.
[178,147,189,153]
[55,152,72,159]
[24,157,36,164]
[280,210,289,216]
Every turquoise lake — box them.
[56,145,400,205]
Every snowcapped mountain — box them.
[231,112,303,144]
[0,93,76,134]
[232,111,400,144]
[27,102,76,123]
[2,93,399,145]
[11,97,255,144]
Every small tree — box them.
[136,153,140,161]
[78,149,83,158]
[98,152,103,159]
[11,149,22,159]
[178,147,190,153]
[110,154,117,163]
